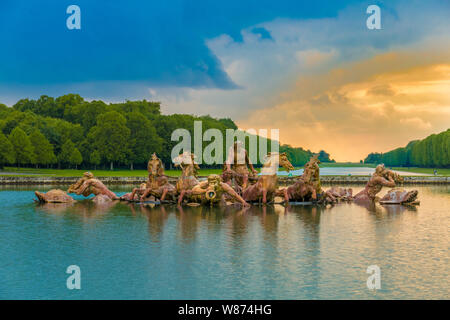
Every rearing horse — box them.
[172,151,200,196]
[242,152,294,204]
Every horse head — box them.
[148,153,164,176]
[173,151,198,177]
[279,152,294,172]
[261,152,294,175]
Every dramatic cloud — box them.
[150,0,450,161]
[0,0,359,102]
[1,0,449,161]
[239,54,450,161]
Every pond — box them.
[277,167,431,176]
[0,184,448,299]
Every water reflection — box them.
[138,204,170,243]
[381,203,418,215]
[353,199,384,214]
[34,195,424,241]
[12,184,449,299]
[35,199,118,218]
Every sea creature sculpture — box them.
[326,186,354,201]
[178,174,249,206]
[67,172,119,200]
[34,189,74,203]
[379,188,419,204]
[242,152,294,204]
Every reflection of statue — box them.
[34,202,75,215]
[381,202,418,215]
[139,204,169,242]
[178,174,249,206]
[224,141,258,190]
[242,152,294,204]
[35,199,119,217]
[34,189,74,203]
[92,194,113,203]
[354,164,398,202]
[68,172,119,200]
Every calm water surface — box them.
[0,184,448,299]
[277,167,431,176]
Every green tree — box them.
[365,129,449,168]
[126,111,163,170]
[30,130,56,168]
[80,100,107,132]
[69,148,83,169]
[90,150,101,170]
[89,111,130,170]
[0,132,16,168]
[58,139,76,168]
[317,150,334,163]
[8,127,34,167]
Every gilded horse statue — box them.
[242,152,294,204]
[278,155,345,204]
[172,151,201,202]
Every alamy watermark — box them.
[366,265,381,290]
[65,4,379,31]
[66,5,81,30]
[66,265,81,290]
[171,121,280,166]
[366,5,381,30]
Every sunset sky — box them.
[1,0,449,161]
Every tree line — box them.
[364,129,450,168]
[0,94,334,170]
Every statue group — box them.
[35,142,419,207]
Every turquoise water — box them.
[0,185,448,299]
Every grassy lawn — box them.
[388,167,450,176]
[0,167,223,177]
[1,164,448,177]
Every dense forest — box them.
[0,94,333,170]
[364,129,450,168]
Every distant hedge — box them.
[364,129,450,167]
